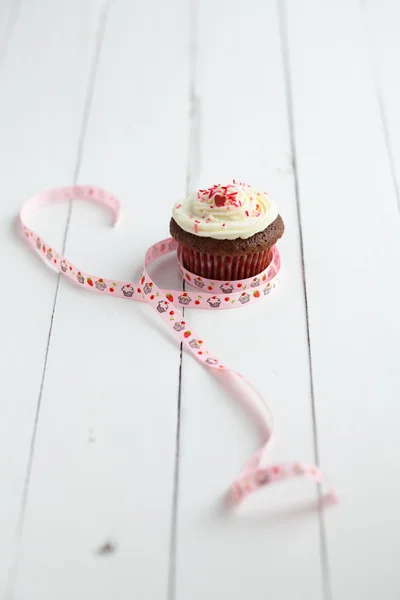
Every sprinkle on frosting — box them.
[172,181,278,240]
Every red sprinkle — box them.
[245,210,249,217]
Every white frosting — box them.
[172,182,278,240]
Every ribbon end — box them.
[113,208,121,228]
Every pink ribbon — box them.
[20,185,337,508]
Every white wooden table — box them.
[1,1,400,598]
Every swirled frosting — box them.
[172,182,278,240]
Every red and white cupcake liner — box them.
[180,246,272,280]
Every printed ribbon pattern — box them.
[20,186,336,508]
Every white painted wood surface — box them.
[1,1,400,599]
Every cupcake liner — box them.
[180,246,272,280]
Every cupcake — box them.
[207,296,221,308]
[194,277,205,288]
[143,282,153,294]
[157,300,169,313]
[250,277,260,287]
[95,278,106,291]
[178,293,192,305]
[121,284,134,297]
[238,292,250,304]
[220,283,234,293]
[189,339,202,349]
[170,181,284,280]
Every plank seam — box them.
[361,1,400,215]
[167,0,199,598]
[6,2,113,596]
[276,1,333,599]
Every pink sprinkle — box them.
[245,210,249,216]
[195,219,200,223]
[176,204,182,209]
[194,223,199,234]
[206,218,211,223]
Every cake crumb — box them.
[96,541,117,556]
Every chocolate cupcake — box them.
[170,182,284,280]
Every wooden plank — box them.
[173,1,325,599]
[285,0,400,598]
[11,1,190,599]
[0,0,104,596]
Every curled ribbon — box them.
[20,186,336,508]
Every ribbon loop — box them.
[20,185,336,508]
